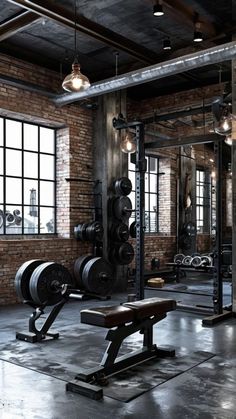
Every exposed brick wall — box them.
[196,234,212,254]
[0,54,94,305]
[130,235,176,270]
[0,53,222,304]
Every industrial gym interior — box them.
[0,0,236,418]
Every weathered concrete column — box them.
[93,91,128,290]
[232,37,236,312]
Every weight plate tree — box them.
[113,116,145,299]
[74,254,93,288]
[15,259,45,302]
[82,257,114,296]
[29,262,73,306]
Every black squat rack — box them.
[113,116,232,325]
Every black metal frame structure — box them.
[113,114,231,323]
[16,298,67,343]
[66,312,175,400]
[0,116,56,235]
[113,114,145,299]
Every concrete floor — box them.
[0,293,236,419]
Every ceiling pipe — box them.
[53,41,236,107]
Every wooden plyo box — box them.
[147,278,164,288]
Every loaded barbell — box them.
[15,255,115,307]
[15,260,73,306]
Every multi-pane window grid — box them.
[128,156,159,233]
[196,169,210,233]
[0,117,56,235]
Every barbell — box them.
[15,260,73,306]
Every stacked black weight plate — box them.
[74,255,93,289]
[74,221,103,242]
[86,221,104,242]
[109,222,129,242]
[129,221,136,238]
[114,177,132,196]
[29,262,73,306]
[15,259,45,302]
[113,196,132,222]
[82,257,114,296]
[110,242,135,265]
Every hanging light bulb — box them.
[62,0,90,93]
[225,134,232,146]
[120,130,136,153]
[62,59,90,92]
[220,116,231,132]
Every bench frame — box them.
[66,312,175,399]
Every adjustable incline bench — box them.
[67,297,176,400]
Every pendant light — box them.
[120,130,136,153]
[62,0,90,92]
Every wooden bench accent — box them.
[67,297,176,400]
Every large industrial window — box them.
[196,168,210,233]
[0,117,56,235]
[128,155,159,233]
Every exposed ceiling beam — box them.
[142,104,212,125]
[0,10,39,41]
[6,0,159,64]
[145,133,221,149]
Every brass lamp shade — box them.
[62,62,90,92]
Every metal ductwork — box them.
[53,41,236,107]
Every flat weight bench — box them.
[67,297,176,400]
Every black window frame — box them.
[0,116,56,236]
[196,167,211,234]
[128,154,159,234]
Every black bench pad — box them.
[123,297,176,319]
[81,305,134,328]
[81,298,176,328]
